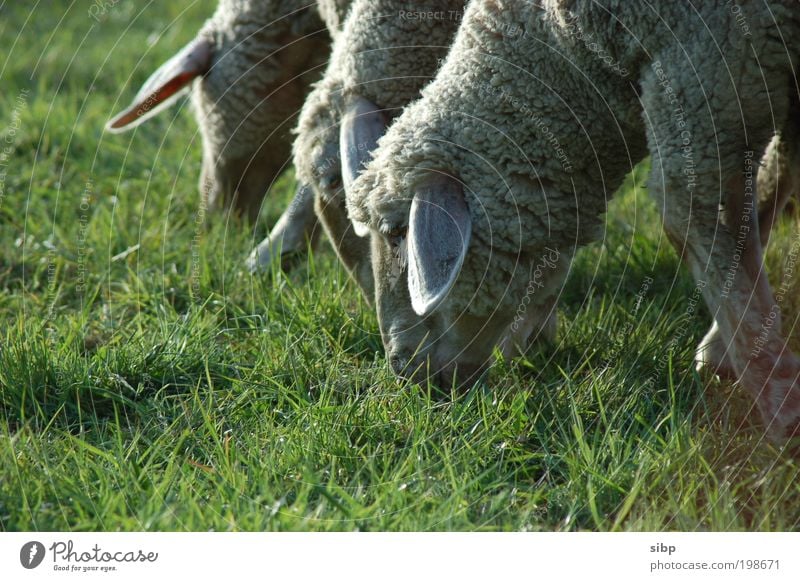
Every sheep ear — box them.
[407,175,471,316]
[106,37,212,132]
[340,96,387,193]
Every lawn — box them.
[1,2,799,532]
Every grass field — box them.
[1,2,800,532]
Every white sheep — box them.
[248,0,467,290]
[348,0,800,440]
[106,0,331,226]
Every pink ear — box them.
[339,96,387,191]
[407,174,471,316]
[106,37,212,132]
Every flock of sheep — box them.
[107,0,800,443]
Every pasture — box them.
[1,2,799,531]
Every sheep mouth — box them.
[387,347,491,394]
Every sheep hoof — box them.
[245,238,305,274]
[245,244,275,274]
[695,336,737,381]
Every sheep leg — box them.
[245,184,320,273]
[314,188,374,303]
[657,164,800,441]
[695,181,765,380]
[245,182,374,301]
[718,171,800,440]
[694,320,735,379]
[696,113,800,378]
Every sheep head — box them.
[349,132,568,390]
[107,2,329,221]
[351,165,546,390]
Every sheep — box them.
[348,0,800,441]
[247,0,467,292]
[106,0,331,226]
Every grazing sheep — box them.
[348,0,800,440]
[248,0,467,292]
[106,0,330,222]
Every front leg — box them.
[640,42,800,441]
[246,183,320,273]
[314,187,374,303]
[698,112,800,379]
[654,161,800,441]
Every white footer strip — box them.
[2,532,797,580]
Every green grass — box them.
[2,2,800,532]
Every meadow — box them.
[1,2,799,531]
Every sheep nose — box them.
[388,348,424,379]
[389,354,408,376]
